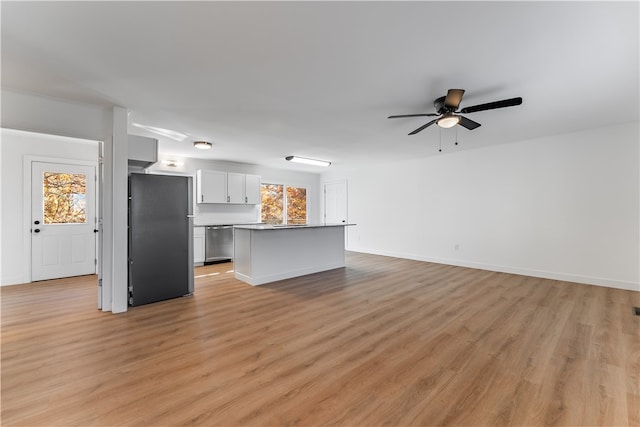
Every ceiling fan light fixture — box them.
[193,141,212,150]
[285,156,331,167]
[437,114,460,129]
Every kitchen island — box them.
[233,224,352,286]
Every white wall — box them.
[1,89,129,313]
[1,90,113,141]
[0,129,99,285]
[147,155,321,226]
[322,122,640,291]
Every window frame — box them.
[260,182,309,225]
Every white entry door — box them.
[324,181,347,224]
[31,161,97,281]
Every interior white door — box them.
[324,181,347,224]
[31,161,97,281]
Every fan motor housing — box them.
[434,96,449,114]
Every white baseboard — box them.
[347,247,640,292]
[0,275,28,286]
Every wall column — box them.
[110,106,129,313]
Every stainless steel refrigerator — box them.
[128,173,194,306]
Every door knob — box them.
[33,228,41,233]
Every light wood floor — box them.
[2,252,639,426]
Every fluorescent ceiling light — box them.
[194,141,213,149]
[285,156,331,167]
[437,114,460,129]
[131,123,189,141]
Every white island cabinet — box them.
[233,224,353,286]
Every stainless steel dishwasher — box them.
[205,225,234,263]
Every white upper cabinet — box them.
[196,170,261,204]
[244,174,261,204]
[196,170,227,203]
[227,172,246,204]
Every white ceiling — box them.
[2,1,638,172]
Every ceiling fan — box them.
[388,89,522,135]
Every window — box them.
[260,184,284,224]
[286,187,307,224]
[261,184,307,224]
[43,172,87,224]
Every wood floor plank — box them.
[2,252,638,426]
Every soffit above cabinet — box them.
[128,134,158,169]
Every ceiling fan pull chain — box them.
[438,128,442,153]
[455,126,459,146]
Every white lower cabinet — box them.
[194,226,205,265]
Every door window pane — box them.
[286,187,307,224]
[261,184,284,224]
[43,172,87,224]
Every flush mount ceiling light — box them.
[437,114,460,129]
[285,156,331,167]
[193,141,213,150]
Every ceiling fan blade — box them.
[444,89,465,109]
[459,97,523,114]
[388,113,439,119]
[408,119,437,135]
[458,116,481,130]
